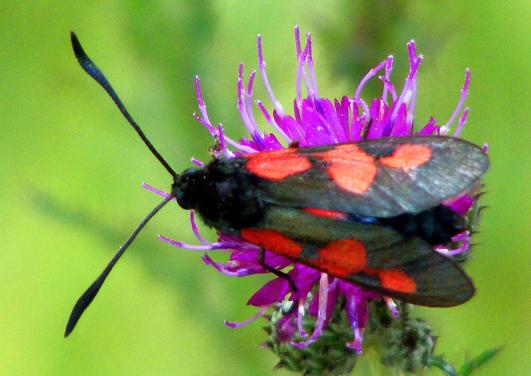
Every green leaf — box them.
[458,347,503,376]
[427,355,458,376]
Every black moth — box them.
[65,33,488,337]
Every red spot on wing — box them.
[310,239,367,277]
[240,229,303,258]
[303,208,347,220]
[378,269,417,293]
[316,145,377,194]
[362,268,379,276]
[380,144,432,171]
[245,148,311,181]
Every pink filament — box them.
[257,34,284,115]
[142,183,172,199]
[291,273,328,348]
[442,68,471,134]
[224,307,267,328]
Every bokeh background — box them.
[1,1,529,375]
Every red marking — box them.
[380,144,432,171]
[362,268,379,276]
[304,208,347,220]
[245,148,311,181]
[240,229,302,258]
[378,269,417,293]
[316,145,377,194]
[311,239,367,277]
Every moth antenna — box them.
[70,31,178,180]
[65,194,174,337]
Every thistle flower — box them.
[145,26,485,374]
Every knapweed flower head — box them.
[145,26,485,373]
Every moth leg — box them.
[258,248,298,293]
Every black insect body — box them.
[175,159,265,232]
[175,157,465,246]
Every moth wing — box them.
[249,136,488,217]
[240,206,474,307]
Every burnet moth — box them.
[65,32,489,337]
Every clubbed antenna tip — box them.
[69,31,178,180]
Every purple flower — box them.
[145,26,481,353]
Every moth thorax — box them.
[176,160,265,231]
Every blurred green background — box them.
[1,1,529,375]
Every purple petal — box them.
[344,289,370,354]
[224,307,267,328]
[417,117,439,136]
[142,183,173,199]
[202,254,261,277]
[346,328,364,354]
[247,277,290,306]
[296,299,308,338]
[309,279,338,322]
[277,311,297,342]
[289,265,321,301]
[445,194,474,215]
[191,157,204,167]
[291,273,329,348]
[453,107,470,137]
[354,56,391,100]
[441,68,471,134]
[389,103,408,137]
[257,34,284,115]
[384,297,400,318]
[435,231,471,256]
[159,234,224,251]
[189,210,208,244]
